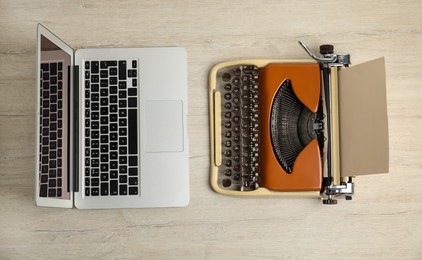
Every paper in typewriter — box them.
[338,57,389,177]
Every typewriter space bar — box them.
[214,91,222,166]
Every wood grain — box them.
[1,0,422,259]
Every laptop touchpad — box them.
[145,100,184,152]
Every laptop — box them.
[35,24,189,209]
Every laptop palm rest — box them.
[145,100,184,153]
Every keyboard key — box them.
[49,179,56,187]
[91,168,99,177]
[110,67,117,75]
[129,177,138,185]
[110,160,118,169]
[91,188,99,196]
[110,170,118,179]
[132,60,137,68]
[100,70,108,78]
[119,60,127,80]
[119,81,126,89]
[132,79,137,87]
[119,119,127,127]
[41,175,48,183]
[110,123,118,131]
[110,180,118,195]
[119,100,126,108]
[110,142,118,150]
[50,63,57,75]
[119,156,127,164]
[101,154,109,162]
[119,175,127,184]
[119,90,126,98]
[100,163,108,172]
[119,137,127,145]
[101,173,108,182]
[110,77,117,85]
[85,187,90,196]
[129,187,138,195]
[119,184,127,195]
[110,114,118,122]
[91,61,99,73]
[101,183,108,195]
[40,184,48,197]
[57,188,62,197]
[128,109,138,154]
[48,188,56,197]
[91,75,99,83]
[129,156,138,166]
[110,152,118,159]
[100,79,108,88]
[128,69,137,77]
[119,165,127,174]
[91,178,100,186]
[128,88,137,96]
[110,105,118,113]
[100,60,117,68]
[128,97,137,107]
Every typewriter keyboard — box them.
[83,59,139,197]
[216,65,260,191]
[38,61,69,198]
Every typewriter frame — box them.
[209,54,355,202]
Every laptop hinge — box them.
[73,65,79,192]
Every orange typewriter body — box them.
[259,63,321,191]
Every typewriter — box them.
[209,41,389,204]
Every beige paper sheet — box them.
[338,57,389,177]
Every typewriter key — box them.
[224,121,231,128]
[224,160,232,167]
[224,131,232,138]
[224,150,232,157]
[233,174,240,181]
[233,68,241,76]
[224,84,232,91]
[224,169,232,176]
[224,112,231,118]
[233,87,240,95]
[222,73,231,82]
[224,93,231,100]
[224,140,232,147]
[232,78,240,86]
[222,178,231,187]
[224,102,232,109]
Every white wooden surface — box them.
[1,1,421,259]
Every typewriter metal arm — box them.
[299,41,354,204]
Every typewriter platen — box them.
[209,42,389,204]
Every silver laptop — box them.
[35,24,189,209]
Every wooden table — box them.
[1,1,421,259]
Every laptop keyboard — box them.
[39,61,69,198]
[84,59,139,196]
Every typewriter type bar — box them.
[209,42,355,203]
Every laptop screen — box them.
[38,33,71,200]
